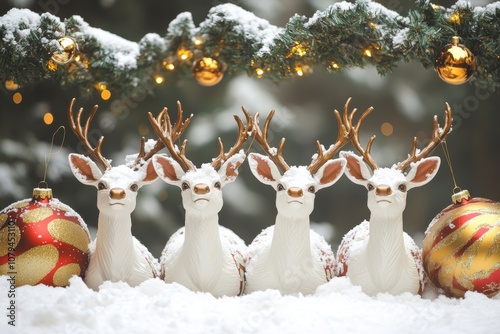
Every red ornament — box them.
[423,190,500,298]
[0,188,91,287]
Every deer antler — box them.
[134,102,193,169]
[397,103,453,172]
[252,110,290,173]
[307,99,354,174]
[148,101,195,172]
[68,98,112,170]
[210,106,253,170]
[347,98,378,170]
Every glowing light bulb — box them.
[43,112,54,125]
[255,68,264,78]
[381,122,393,136]
[154,75,165,84]
[101,89,111,100]
[449,12,461,24]
[13,92,22,104]
[4,79,18,91]
[295,66,304,76]
[194,37,203,46]
[177,44,193,61]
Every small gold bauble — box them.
[51,36,78,65]
[435,36,476,85]
[192,57,224,86]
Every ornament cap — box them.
[451,36,460,45]
[33,187,53,200]
[451,189,471,204]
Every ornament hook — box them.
[39,126,66,189]
[441,139,471,203]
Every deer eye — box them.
[367,183,374,191]
[277,184,285,191]
[398,184,407,192]
[98,182,107,191]
[130,184,139,192]
[308,186,315,193]
[181,182,190,191]
[214,181,221,190]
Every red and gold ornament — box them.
[423,190,500,298]
[0,187,91,287]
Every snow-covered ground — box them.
[1,276,499,334]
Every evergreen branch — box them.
[1,0,499,97]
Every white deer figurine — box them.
[67,99,191,290]
[244,100,354,295]
[149,105,252,297]
[337,102,453,296]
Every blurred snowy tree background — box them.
[1,0,499,257]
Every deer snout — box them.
[110,188,126,199]
[194,184,210,194]
[288,187,303,197]
[375,185,392,196]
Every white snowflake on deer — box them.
[67,98,172,290]
[149,104,252,297]
[337,102,453,296]
[244,99,355,295]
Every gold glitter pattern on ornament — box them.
[53,263,81,286]
[0,225,20,257]
[22,207,53,223]
[15,244,59,286]
[489,232,500,257]
[48,219,90,253]
[13,201,29,209]
[0,214,7,228]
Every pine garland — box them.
[1,0,499,96]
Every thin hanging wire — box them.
[39,126,66,189]
[440,139,461,194]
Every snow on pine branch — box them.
[1,1,500,94]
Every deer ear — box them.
[139,159,158,185]
[153,154,185,186]
[314,158,346,190]
[219,152,246,186]
[68,153,103,185]
[248,153,282,187]
[340,151,372,186]
[405,156,440,190]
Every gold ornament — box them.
[435,36,476,85]
[51,36,78,65]
[422,190,500,298]
[192,57,224,86]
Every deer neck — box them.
[94,211,136,278]
[366,210,408,281]
[270,214,312,267]
[181,211,224,270]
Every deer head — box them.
[341,103,453,215]
[151,105,253,216]
[67,98,191,215]
[248,99,355,218]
